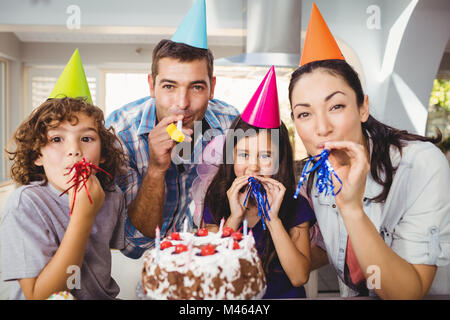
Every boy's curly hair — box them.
[6,97,126,191]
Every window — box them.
[104,72,148,118]
[26,67,98,116]
[31,75,97,110]
[427,77,450,158]
[427,78,449,137]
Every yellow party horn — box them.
[166,120,185,143]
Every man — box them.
[106,0,239,259]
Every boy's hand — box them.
[68,173,105,219]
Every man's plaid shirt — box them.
[106,96,239,258]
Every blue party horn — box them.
[293,149,342,199]
[243,177,271,230]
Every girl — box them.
[203,116,315,299]
[288,4,449,299]
[1,97,127,300]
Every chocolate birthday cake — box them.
[142,228,266,300]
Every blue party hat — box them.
[171,0,207,49]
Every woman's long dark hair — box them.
[288,59,442,202]
[204,115,295,275]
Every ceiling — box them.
[11,26,246,46]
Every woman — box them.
[288,4,449,299]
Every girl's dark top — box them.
[203,195,316,299]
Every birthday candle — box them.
[183,218,188,233]
[243,218,248,237]
[247,229,253,250]
[219,218,225,234]
[187,241,193,269]
[155,225,161,263]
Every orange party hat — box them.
[300,3,345,66]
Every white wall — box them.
[383,0,450,134]
[0,33,24,181]
[20,42,244,66]
[0,0,246,47]
[0,32,23,127]
[0,0,245,29]
[0,0,203,27]
[0,32,21,59]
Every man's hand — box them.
[127,115,192,238]
[148,115,192,174]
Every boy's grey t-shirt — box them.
[0,181,126,300]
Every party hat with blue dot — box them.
[171,0,207,49]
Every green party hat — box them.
[49,49,92,103]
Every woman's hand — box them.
[258,176,286,221]
[323,141,370,213]
[226,175,251,221]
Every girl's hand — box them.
[323,141,370,213]
[68,173,105,219]
[258,176,286,220]
[226,175,251,220]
